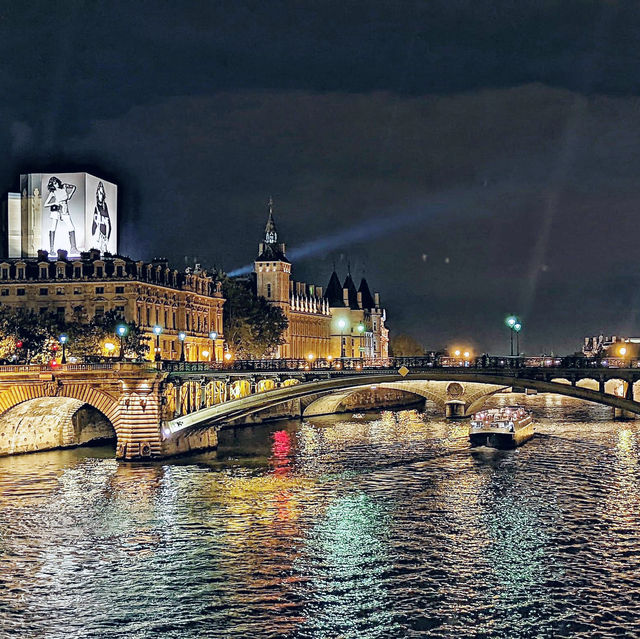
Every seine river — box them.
[1,394,639,638]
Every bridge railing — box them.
[163,355,640,374]
[0,363,117,373]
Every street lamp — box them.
[513,321,522,356]
[116,324,128,361]
[153,325,163,362]
[338,318,347,358]
[357,322,365,358]
[178,331,186,362]
[209,331,218,363]
[104,341,116,358]
[505,315,517,356]
[59,333,68,364]
[307,353,315,369]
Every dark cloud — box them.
[3,1,640,353]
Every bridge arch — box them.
[167,371,640,437]
[0,398,116,456]
[0,382,122,457]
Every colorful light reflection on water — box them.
[0,396,639,638]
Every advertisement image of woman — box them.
[43,176,78,254]
[91,181,111,252]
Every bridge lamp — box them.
[116,324,128,361]
[153,325,163,362]
[178,331,186,362]
[454,349,461,357]
[202,350,210,359]
[209,331,218,363]
[224,351,233,362]
[619,346,627,356]
[463,351,470,359]
[59,333,68,364]
[104,341,116,357]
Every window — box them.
[74,266,82,278]
[116,265,124,277]
[57,267,65,278]
[146,308,150,325]
[1,268,8,279]
[39,288,48,296]
[1,289,8,296]
[95,286,104,294]
[267,283,272,298]
[96,266,103,277]
[56,287,64,295]
[115,286,124,294]
[172,311,176,329]
[74,287,81,295]
[40,267,48,279]
[186,314,190,330]
[56,307,65,320]
[115,305,125,317]
[95,306,104,319]
[17,268,24,280]
[16,288,25,296]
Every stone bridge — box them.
[1,360,640,460]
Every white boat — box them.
[469,407,534,449]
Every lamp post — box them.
[178,331,186,362]
[505,315,517,356]
[513,321,522,356]
[59,333,68,364]
[338,318,347,358]
[153,325,163,361]
[116,324,128,361]
[357,322,365,359]
[209,331,218,363]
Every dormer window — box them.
[73,264,82,278]
[95,266,104,277]
[40,266,48,279]
[116,265,124,277]
[17,268,25,280]
[1,268,8,279]
[57,266,65,278]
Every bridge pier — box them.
[445,400,467,419]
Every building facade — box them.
[0,249,224,362]
[253,201,389,360]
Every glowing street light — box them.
[104,341,116,358]
[338,318,347,358]
[505,315,520,356]
[153,325,163,361]
[209,331,218,363]
[178,331,186,362]
[59,333,68,364]
[454,349,461,357]
[513,321,522,356]
[116,324,128,361]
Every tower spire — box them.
[265,196,277,244]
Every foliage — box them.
[0,307,149,363]
[389,333,424,357]
[220,275,288,359]
[0,307,65,363]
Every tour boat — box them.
[469,407,534,449]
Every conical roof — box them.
[324,271,345,307]
[343,274,359,309]
[358,278,375,309]
[256,197,289,262]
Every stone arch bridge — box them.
[0,361,639,460]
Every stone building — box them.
[0,249,224,361]
[253,200,389,360]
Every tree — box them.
[67,309,150,360]
[0,307,150,363]
[0,307,65,363]
[220,275,288,358]
[389,333,424,357]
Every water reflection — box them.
[0,396,639,637]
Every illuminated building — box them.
[583,335,640,358]
[0,249,224,361]
[253,199,389,359]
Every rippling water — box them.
[1,394,639,638]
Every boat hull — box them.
[469,423,534,449]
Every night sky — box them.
[3,1,640,354]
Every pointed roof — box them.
[358,278,375,309]
[324,271,345,307]
[264,196,277,242]
[256,197,289,262]
[343,273,359,309]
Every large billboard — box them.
[13,172,117,258]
